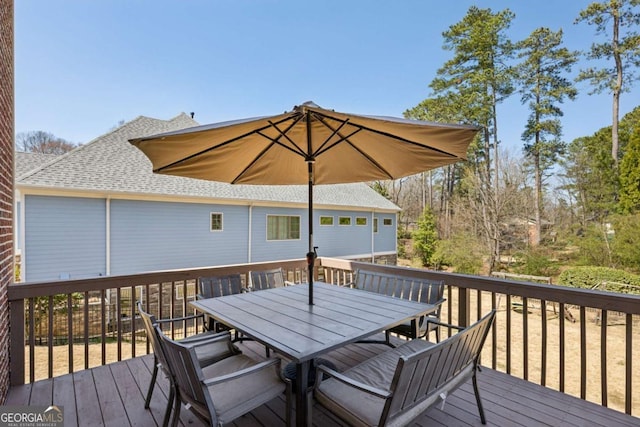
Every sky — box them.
[14,1,640,156]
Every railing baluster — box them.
[84,291,89,370]
[491,292,497,370]
[506,294,511,375]
[580,306,587,400]
[625,313,632,415]
[601,309,607,407]
[523,296,528,381]
[67,293,73,374]
[116,287,122,362]
[541,298,547,387]
[48,295,53,378]
[101,289,106,366]
[29,298,35,383]
[559,302,565,393]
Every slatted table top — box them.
[190,281,436,363]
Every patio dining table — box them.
[189,281,437,427]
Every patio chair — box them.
[137,301,238,427]
[249,267,286,291]
[351,269,445,346]
[385,278,446,344]
[155,323,291,427]
[196,274,246,332]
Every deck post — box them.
[9,299,24,385]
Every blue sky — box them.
[15,1,639,155]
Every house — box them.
[15,113,400,282]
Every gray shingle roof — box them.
[15,152,61,177]
[16,113,400,211]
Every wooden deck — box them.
[6,336,639,427]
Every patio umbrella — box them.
[130,101,480,305]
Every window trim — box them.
[266,214,301,241]
[338,216,352,226]
[319,216,334,226]
[210,212,223,232]
[355,217,367,226]
[383,218,393,226]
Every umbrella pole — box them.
[306,161,314,305]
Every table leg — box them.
[295,360,311,426]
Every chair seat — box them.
[203,355,287,425]
[316,340,432,426]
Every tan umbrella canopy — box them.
[130,101,480,304]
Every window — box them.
[210,212,223,231]
[373,218,379,233]
[383,218,393,226]
[339,216,351,226]
[320,216,334,226]
[267,215,300,240]
[356,217,367,226]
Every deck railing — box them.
[8,257,640,417]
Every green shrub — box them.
[412,208,438,267]
[431,232,483,275]
[558,266,640,294]
[514,248,559,277]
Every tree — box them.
[562,130,618,224]
[575,0,640,167]
[16,130,76,154]
[427,6,516,270]
[412,207,439,267]
[514,27,578,245]
[618,123,640,212]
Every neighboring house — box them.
[15,113,400,281]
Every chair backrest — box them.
[250,268,285,291]
[154,324,217,424]
[137,301,170,370]
[197,273,243,298]
[355,269,445,308]
[382,310,496,425]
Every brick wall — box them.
[0,0,14,402]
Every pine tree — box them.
[515,27,578,245]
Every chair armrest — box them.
[180,330,232,345]
[314,365,391,399]
[202,358,281,386]
[421,318,465,341]
[196,293,205,300]
[155,312,205,325]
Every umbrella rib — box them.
[153,115,298,173]
[312,109,469,158]
[231,114,307,184]
[312,114,396,180]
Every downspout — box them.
[247,204,253,263]
[371,209,375,263]
[18,191,26,281]
[106,197,111,276]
